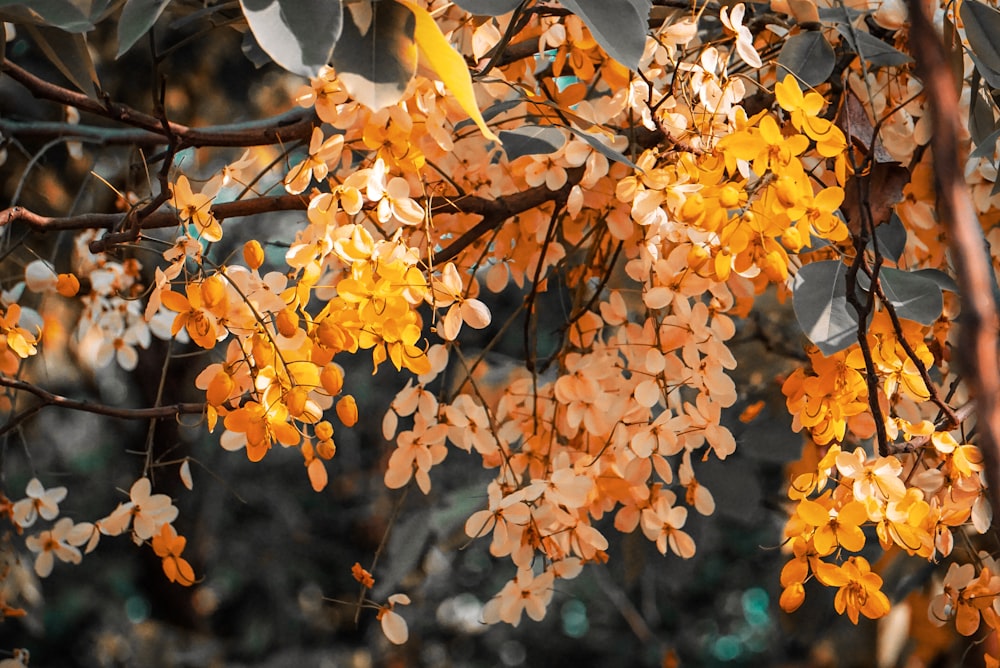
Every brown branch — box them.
[890,402,977,454]
[4,159,597,268]
[0,60,316,148]
[0,375,204,421]
[431,166,586,266]
[0,195,310,234]
[909,0,1000,524]
[3,171,580,258]
[873,280,960,427]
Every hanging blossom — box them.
[720,4,762,69]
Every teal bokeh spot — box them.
[742,587,769,615]
[711,635,742,661]
[742,587,771,626]
[560,599,589,638]
[125,595,150,624]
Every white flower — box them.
[720,4,763,69]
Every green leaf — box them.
[836,26,912,67]
[971,126,1000,159]
[451,0,522,15]
[559,0,651,70]
[568,126,638,170]
[792,260,859,355]
[499,125,566,160]
[962,0,1000,76]
[969,73,998,148]
[912,268,959,293]
[330,0,417,111]
[877,268,943,325]
[239,0,342,78]
[817,5,863,22]
[454,99,522,131]
[777,31,835,87]
[870,213,906,263]
[969,52,1000,89]
[117,0,172,58]
[21,23,98,95]
[0,1,92,32]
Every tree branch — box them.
[0,60,317,148]
[2,166,590,260]
[430,166,586,266]
[908,0,1000,523]
[0,195,310,235]
[0,375,204,421]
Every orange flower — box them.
[0,304,38,360]
[795,497,867,556]
[352,562,375,588]
[640,493,696,558]
[814,556,890,624]
[151,523,196,586]
[161,280,226,349]
[222,392,301,462]
[929,562,1000,636]
[482,568,555,626]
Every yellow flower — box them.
[161,281,224,350]
[222,392,301,463]
[0,304,38,360]
[814,556,890,624]
[171,175,222,242]
[796,497,867,555]
[773,75,846,156]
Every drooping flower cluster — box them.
[3,477,194,587]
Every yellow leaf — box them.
[396,0,500,143]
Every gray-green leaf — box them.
[21,23,98,95]
[330,0,416,111]
[962,0,1000,76]
[239,0,342,78]
[877,268,944,325]
[0,0,92,32]
[777,31,835,87]
[836,26,913,67]
[499,125,566,159]
[559,0,651,70]
[117,0,172,58]
[568,127,638,170]
[793,260,859,355]
[451,0,522,15]
[870,213,906,263]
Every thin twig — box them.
[0,375,204,421]
[1,60,316,148]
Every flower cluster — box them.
[4,477,194,587]
[780,423,989,627]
